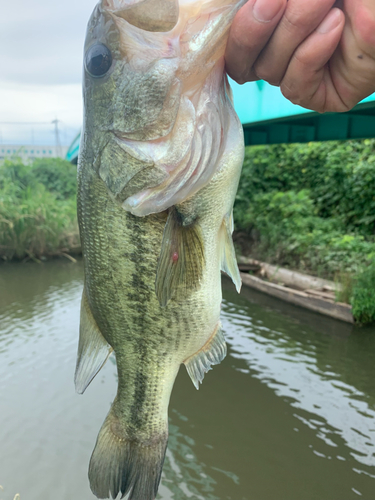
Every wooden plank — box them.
[305,289,336,301]
[240,272,354,324]
[237,256,339,291]
[237,263,261,272]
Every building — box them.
[0,144,68,163]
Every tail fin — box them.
[89,409,168,500]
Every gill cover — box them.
[88,0,244,218]
[102,0,179,32]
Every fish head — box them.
[82,2,122,152]
[82,0,181,158]
[81,0,244,212]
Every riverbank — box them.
[237,256,354,323]
[1,146,374,324]
[233,139,375,325]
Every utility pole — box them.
[52,119,62,158]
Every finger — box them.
[254,0,337,85]
[280,8,346,112]
[327,0,375,109]
[225,0,287,84]
[346,0,375,52]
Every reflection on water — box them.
[0,262,374,500]
[222,300,375,469]
[160,414,220,500]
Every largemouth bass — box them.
[76,0,245,498]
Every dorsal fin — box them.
[220,213,241,293]
[75,290,113,394]
[155,207,205,307]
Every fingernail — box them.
[317,8,342,34]
[253,0,282,23]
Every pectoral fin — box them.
[184,323,227,390]
[155,207,205,307]
[220,213,241,293]
[75,290,113,394]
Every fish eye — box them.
[85,43,112,78]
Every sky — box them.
[0,0,96,146]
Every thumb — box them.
[225,0,287,83]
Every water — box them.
[0,260,375,500]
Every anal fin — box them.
[184,323,227,390]
[155,207,205,307]
[220,213,241,293]
[75,290,113,395]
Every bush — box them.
[32,158,77,200]
[235,139,375,235]
[351,260,375,324]
[235,189,373,277]
[0,159,78,260]
[0,158,36,190]
[234,139,375,322]
[0,158,77,200]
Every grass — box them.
[335,272,354,304]
[351,261,375,325]
[2,150,374,324]
[0,158,79,261]
[234,140,375,324]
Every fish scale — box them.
[76,0,245,498]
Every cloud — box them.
[0,0,97,145]
[0,0,95,85]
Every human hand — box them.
[225,0,375,113]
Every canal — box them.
[0,260,374,499]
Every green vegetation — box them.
[351,261,375,325]
[1,140,374,323]
[0,158,79,261]
[234,139,375,324]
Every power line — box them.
[0,121,53,125]
[0,120,78,148]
